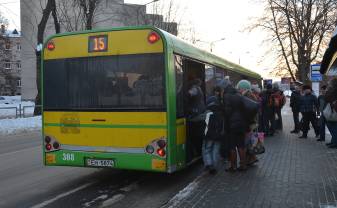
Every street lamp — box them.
[195,37,226,52]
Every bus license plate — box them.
[86,159,114,167]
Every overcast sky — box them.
[0,0,275,79]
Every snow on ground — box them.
[0,116,41,136]
[0,96,41,136]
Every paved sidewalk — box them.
[167,112,337,208]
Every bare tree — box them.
[252,0,337,82]
[34,0,60,115]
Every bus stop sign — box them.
[310,64,322,82]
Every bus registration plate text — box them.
[86,158,114,167]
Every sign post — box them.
[310,64,322,96]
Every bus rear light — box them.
[45,136,51,144]
[45,143,52,151]
[157,140,166,149]
[148,32,160,44]
[146,145,155,154]
[157,148,166,157]
[53,142,60,149]
[47,41,55,51]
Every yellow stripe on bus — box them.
[43,112,167,148]
[44,30,164,60]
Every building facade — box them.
[20,0,177,100]
[0,27,21,96]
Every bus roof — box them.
[158,28,262,80]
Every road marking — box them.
[0,146,39,157]
[30,182,94,208]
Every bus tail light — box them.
[157,148,166,157]
[146,145,155,154]
[148,31,160,44]
[45,136,51,144]
[145,137,166,157]
[53,142,60,150]
[44,135,61,152]
[46,143,52,151]
[157,140,166,149]
[47,41,55,51]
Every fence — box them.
[0,105,42,119]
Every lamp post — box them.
[196,37,226,52]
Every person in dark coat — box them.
[223,85,249,171]
[261,84,275,136]
[290,85,301,133]
[186,78,206,162]
[299,85,319,138]
[317,85,327,141]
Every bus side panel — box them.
[175,118,187,170]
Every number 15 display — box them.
[88,35,108,52]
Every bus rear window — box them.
[43,53,165,111]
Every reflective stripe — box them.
[204,111,213,135]
[61,144,144,154]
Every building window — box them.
[17,79,21,87]
[16,43,21,51]
[5,41,10,50]
[4,60,11,69]
[16,62,21,69]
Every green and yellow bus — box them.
[42,26,262,173]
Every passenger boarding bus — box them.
[42,26,262,173]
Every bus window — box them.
[175,55,184,118]
[43,53,165,110]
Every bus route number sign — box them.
[88,35,108,52]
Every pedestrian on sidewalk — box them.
[317,85,327,142]
[272,83,286,131]
[238,81,260,167]
[290,85,301,133]
[223,83,249,171]
[261,83,275,136]
[202,94,224,174]
[324,78,337,148]
[299,85,319,139]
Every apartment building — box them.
[20,0,177,100]
[0,27,21,96]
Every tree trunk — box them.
[34,0,53,115]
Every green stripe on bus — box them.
[44,123,167,129]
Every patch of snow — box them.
[167,181,199,208]
[100,194,125,207]
[83,194,109,208]
[0,116,41,136]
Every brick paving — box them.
[166,111,337,208]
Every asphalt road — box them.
[0,131,203,208]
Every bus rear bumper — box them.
[44,150,167,172]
